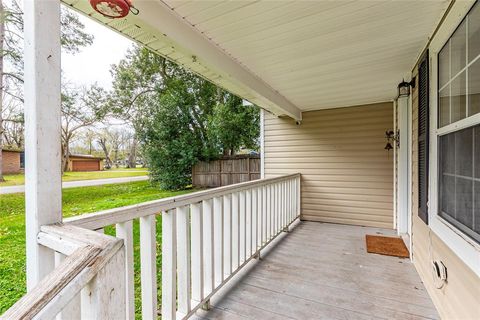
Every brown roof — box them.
[69,154,104,160]
[1,148,22,153]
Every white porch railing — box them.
[1,173,301,320]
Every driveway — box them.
[0,175,149,195]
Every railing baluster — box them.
[82,247,126,319]
[116,220,135,320]
[162,210,177,320]
[257,187,262,250]
[202,199,214,296]
[140,215,157,320]
[231,192,240,270]
[295,176,302,216]
[267,184,272,240]
[223,194,232,277]
[281,183,284,229]
[213,197,224,287]
[246,189,252,258]
[289,180,292,222]
[274,183,278,235]
[262,185,267,245]
[191,202,204,303]
[251,188,257,254]
[239,191,246,264]
[283,181,287,227]
[176,206,191,316]
[55,253,81,320]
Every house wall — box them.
[411,69,480,319]
[1,150,21,174]
[264,102,394,229]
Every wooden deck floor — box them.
[194,221,439,320]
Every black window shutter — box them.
[418,52,429,224]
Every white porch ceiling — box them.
[63,0,449,118]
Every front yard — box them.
[0,167,148,186]
[0,181,196,316]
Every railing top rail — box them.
[65,173,300,230]
[1,224,124,320]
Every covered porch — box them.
[6,0,478,319]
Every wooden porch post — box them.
[24,0,62,290]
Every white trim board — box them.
[427,0,480,277]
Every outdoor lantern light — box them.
[397,77,416,97]
[397,80,410,97]
[90,0,139,18]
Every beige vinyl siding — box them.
[264,102,394,228]
[410,70,480,319]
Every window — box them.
[20,152,25,169]
[437,1,480,244]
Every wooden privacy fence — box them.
[192,155,260,187]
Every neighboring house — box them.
[1,149,24,174]
[67,154,104,172]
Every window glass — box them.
[439,87,450,126]
[450,71,466,122]
[475,181,480,233]
[476,126,480,179]
[468,4,480,63]
[456,178,473,227]
[451,20,467,76]
[439,42,450,89]
[439,124,479,243]
[469,59,480,116]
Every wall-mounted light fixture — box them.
[385,130,400,151]
[397,77,416,97]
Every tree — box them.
[97,131,112,169]
[209,95,259,156]
[105,46,259,189]
[0,1,93,180]
[61,86,99,172]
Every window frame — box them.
[428,0,480,277]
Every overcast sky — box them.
[61,14,133,89]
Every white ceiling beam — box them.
[134,1,302,120]
[65,0,302,120]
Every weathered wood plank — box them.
[191,202,204,302]
[116,220,135,320]
[213,197,224,287]
[223,194,232,278]
[140,215,157,319]
[177,206,191,315]
[1,246,100,320]
[162,209,177,320]
[55,253,80,320]
[203,199,214,296]
[198,222,439,320]
[81,248,126,320]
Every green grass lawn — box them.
[0,181,195,316]
[0,168,148,186]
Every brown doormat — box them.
[366,235,409,258]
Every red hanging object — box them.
[90,0,138,18]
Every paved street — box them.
[0,175,149,195]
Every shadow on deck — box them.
[194,221,438,320]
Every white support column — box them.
[260,109,265,179]
[397,95,410,235]
[24,0,62,290]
